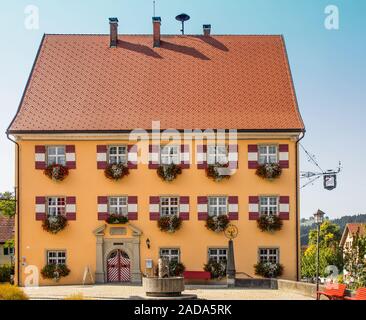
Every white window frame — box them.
[160,145,180,165]
[207,145,228,165]
[160,196,179,217]
[47,250,66,265]
[159,248,180,263]
[259,248,279,264]
[259,196,279,216]
[208,248,228,263]
[108,196,128,216]
[208,196,228,217]
[47,197,66,217]
[258,145,278,165]
[47,146,66,166]
[108,145,127,165]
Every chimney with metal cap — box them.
[109,17,119,48]
[152,17,161,47]
[203,24,211,36]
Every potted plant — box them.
[105,214,129,225]
[157,164,182,182]
[256,163,282,180]
[41,264,70,282]
[44,164,69,181]
[157,215,182,233]
[257,214,283,233]
[42,215,68,234]
[168,261,186,277]
[205,215,230,233]
[206,163,231,182]
[254,261,283,278]
[104,163,129,181]
[203,260,227,279]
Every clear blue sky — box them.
[1,0,365,218]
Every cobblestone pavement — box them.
[23,284,313,300]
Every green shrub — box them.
[204,260,227,279]
[0,284,28,300]
[0,265,14,283]
[169,261,186,276]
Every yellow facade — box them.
[15,135,300,286]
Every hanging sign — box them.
[323,174,337,190]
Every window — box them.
[47,146,66,165]
[47,197,66,217]
[47,251,66,265]
[108,146,127,164]
[160,248,180,262]
[160,197,179,216]
[160,145,180,165]
[3,247,14,256]
[108,197,128,216]
[258,145,277,165]
[259,248,279,264]
[208,248,227,263]
[207,145,227,165]
[208,197,227,216]
[259,196,278,216]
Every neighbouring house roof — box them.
[340,223,366,248]
[7,34,304,133]
[0,215,14,243]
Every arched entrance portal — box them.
[107,249,131,282]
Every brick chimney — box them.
[203,24,211,36]
[152,17,161,47]
[109,17,119,48]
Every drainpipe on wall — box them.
[6,133,20,286]
[295,131,305,281]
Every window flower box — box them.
[104,163,129,181]
[157,215,182,233]
[41,264,70,281]
[256,163,282,180]
[157,164,182,182]
[105,214,129,225]
[257,214,283,233]
[205,215,230,233]
[44,164,69,181]
[206,163,231,182]
[42,215,68,234]
[254,261,283,278]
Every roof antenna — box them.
[153,0,156,17]
[175,13,190,35]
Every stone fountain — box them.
[142,258,196,299]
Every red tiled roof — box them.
[347,223,366,236]
[0,215,14,243]
[8,34,304,132]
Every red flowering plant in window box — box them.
[157,215,182,233]
[206,162,231,182]
[256,163,282,180]
[42,215,68,234]
[157,164,182,182]
[44,164,69,181]
[257,214,283,233]
[205,215,230,233]
[104,163,130,181]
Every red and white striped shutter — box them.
[179,196,189,220]
[35,146,46,169]
[128,196,138,220]
[197,196,208,220]
[228,144,238,169]
[196,145,207,169]
[248,145,258,169]
[66,196,76,220]
[96,145,107,169]
[65,145,76,169]
[35,196,46,220]
[149,196,160,220]
[97,196,109,220]
[148,145,160,169]
[127,145,138,169]
[228,196,239,220]
[180,145,190,169]
[279,144,289,168]
[248,196,260,220]
[279,196,290,220]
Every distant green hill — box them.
[300,214,366,246]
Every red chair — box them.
[317,283,347,300]
[344,287,366,300]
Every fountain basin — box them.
[143,277,185,297]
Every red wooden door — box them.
[107,250,131,282]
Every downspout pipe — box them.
[295,130,305,281]
[6,133,20,286]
